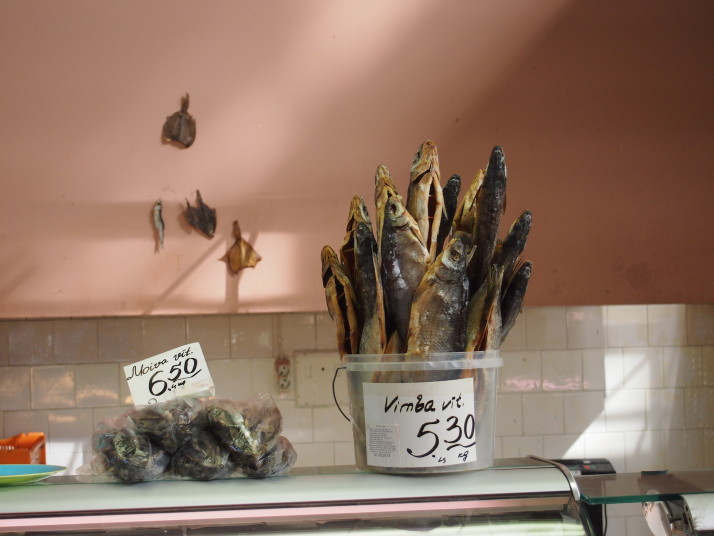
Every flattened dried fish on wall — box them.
[184,190,216,238]
[162,93,196,148]
[152,199,164,252]
[222,220,262,274]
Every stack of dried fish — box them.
[321,142,532,364]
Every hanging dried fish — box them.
[321,246,359,359]
[184,190,216,238]
[162,93,196,148]
[406,140,445,261]
[221,221,261,274]
[152,200,164,252]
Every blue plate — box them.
[0,464,66,485]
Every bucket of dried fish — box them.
[343,351,501,474]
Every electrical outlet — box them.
[294,351,346,407]
[274,357,291,391]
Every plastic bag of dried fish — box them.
[169,430,235,481]
[127,396,206,454]
[90,415,171,483]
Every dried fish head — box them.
[162,93,196,148]
[184,189,216,238]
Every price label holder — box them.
[363,378,476,468]
[124,342,215,406]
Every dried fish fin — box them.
[162,93,196,148]
[321,246,359,360]
[184,190,216,238]
[222,220,261,274]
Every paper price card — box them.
[124,342,214,406]
[363,378,477,468]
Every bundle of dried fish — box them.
[321,142,533,363]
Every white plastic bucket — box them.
[342,352,502,474]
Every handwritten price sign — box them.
[363,378,477,468]
[124,342,215,406]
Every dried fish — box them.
[184,190,216,238]
[467,146,507,293]
[339,195,373,282]
[162,93,196,148]
[380,196,430,346]
[406,236,469,360]
[321,246,359,359]
[374,164,401,261]
[152,199,164,252]
[353,222,386,354]
[436,174,461,255]
[493,210,532,287]
[222,220,261,274]
[452,168,484,240]
[406,140,445,261]
[464,265,505,352]
[500,260,532,344]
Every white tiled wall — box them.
[0,305,712,534]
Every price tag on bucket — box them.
[124,342,214,406]
[362,378,477,468]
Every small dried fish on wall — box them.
[184,190,216,238]
[320,141,533,366]
[162,93,196,148]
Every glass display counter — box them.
[0,458,591,535]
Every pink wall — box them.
[0,1,712,318]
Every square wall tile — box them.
[0,322,9,365]
[278,313,316,356]
[207,359,253,400]
[75,364,120,407]
[606,305,647,347]
[624,430,665,472]
[0,366,31,410]
[583,432,625,472]
[543,434,585,459]
[501,436,543,458]
[582,349,624,391]
[687,304,714,345]
[3,410,49,436]
[32,366,75,409]
[566,306,606,349]
[53,318,98,364]
[251,358,288,399]
[684,387,714,429]
[648,304,687,346]
[315,313,337,351]
[542,350,582,391]
[187,316,230,359]
[334,442,356,466]
[313,407,352,442]
[98,318,143,363]
[524,307,567,350]
[293,442,335,468]
[622,347,663,389]
[8,320,53,365]
[605,388,646,432]
[48,408,94,452]
[275,400,313,444]
[703,346,714,387]
[495,394,522,436]
[142,317,187,357]
[522,393,563,435]
[563,391,606,434]
[664,430,704,470]
[231,314,275,358]
[499,351,541,392]
[646,389,684,431]
[663,346,701,388]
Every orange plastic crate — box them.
[0,433,46,464]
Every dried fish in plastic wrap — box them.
[169,431,234,481]
[127,397,206,454]
[206,394,282,467]
[91,416,170,483]
[241,435,297,478]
